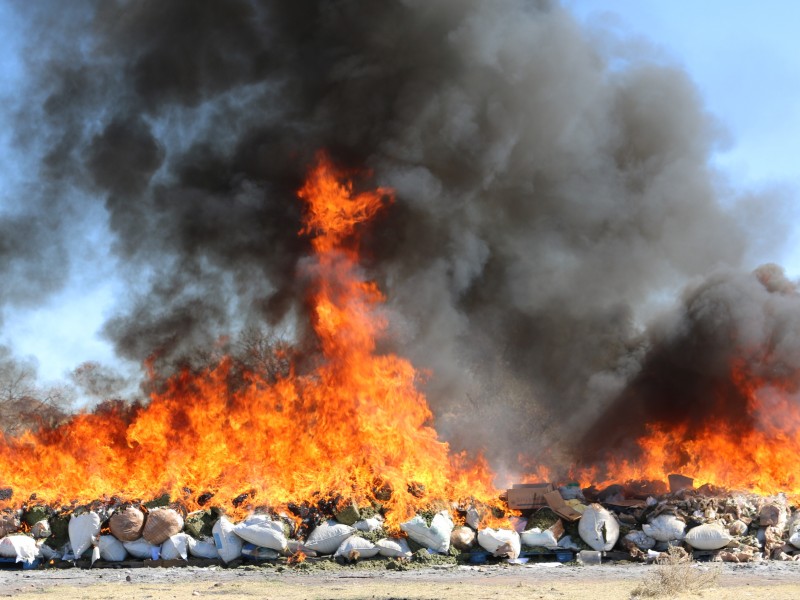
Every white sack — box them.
[0,535,38,563]
[354,516,383,532]
[477,528,521,559]
[334,535,381,559]
[90,545,101,566]
[624,530,656,550]
[304,520,355,555]
[213,516,243,563]
[376,537,412,558]
[400,511,453,554]
[789,532,800,550]
[98,535,127,562]
[521,528,558,549]
[123,538,160,560]
[36,540,60,561]
[233,515,287,552]
[188,537,219,559]
[31,520,51,539]
[578,504,619,552]
[685,523,733,550]
[642,515,686,542]
[69,511,102,557]
[161,533,191,560]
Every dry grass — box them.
[630,546,720,598]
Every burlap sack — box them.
[109,507,145,542]
[142,508,184,545]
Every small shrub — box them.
[631,546,719,598]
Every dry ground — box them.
[2,562,800,600]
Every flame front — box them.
[574,363,800,498]
[0,153,500,525]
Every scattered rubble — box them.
[0,475,799,570]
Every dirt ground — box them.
[2,562,800,600]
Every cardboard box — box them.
[507,483,555,509]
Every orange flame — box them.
[569,363,800,499]
[0,153,502,526]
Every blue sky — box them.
[2,1,800,383]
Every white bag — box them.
[521,528,558,548]
[477,528,521,559]
[399,511,453,554]
[98,535,127,562]
[642,514,686,542]
[69,511,102,557]
[31,520,51,539]
[578,504,619,551]
[376,537,412,558]
[233,515,287,552]
[36,540,61,561]
[685,524,733,550]
[161,533,191,560]
[212,516,243,563]
[188,537,219,559]
[624,530,656,550]
[304,520,355,555]
[0,535,38,563]
[90,545,101,566]
[354,516,383,532]
[334,535,381,558]
[123,538,160,559]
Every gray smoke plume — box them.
[5,0,793,471]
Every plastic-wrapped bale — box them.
[477,528,521,559]
[376,537,412,558]
[623,530,656,551]
[241,543,281,560]
[451,526,476,551]
[642,514,686,542]
[212,516,243,563]
[109,507,145,542]
[578,504,619,552]
[0,535,38,563]
[400,511,453,554]
[334,535,381,560]
[124,538,160,560]
[98,535,127,562]
[685,523,734,550]
[304,520,355,555]
[189,537,219,559]
[142,508,184,546]
[0,511,20,537]
[788,512,800,550]
[233,514,287,552]
[759,502,787,528]
[69,511,102,557]
[729,520,748,536]
[161,533,192,560]
[521,528,558,549]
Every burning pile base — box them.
[1,476,799,570]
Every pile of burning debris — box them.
[1,475,799,569]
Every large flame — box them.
[0,153,500,525]
[573,363,800,499]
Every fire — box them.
[573,363,800,499]
[0,153,502,525]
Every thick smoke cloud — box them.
[7,0,789,469]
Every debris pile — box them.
[1,475,798,569]
[505,478,800,565]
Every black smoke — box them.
[6,0,795,470]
